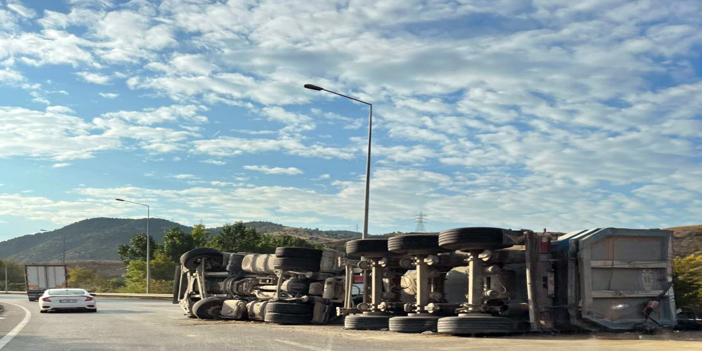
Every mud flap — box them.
[312,302,331,324]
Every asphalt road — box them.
[1,294,701,351]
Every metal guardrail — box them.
[0,291,172,300]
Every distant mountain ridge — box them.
[0,218,360,263]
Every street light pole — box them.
[304,84,373,239]
[116,198,151,294]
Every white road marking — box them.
[0,302,32,350]
[274,339,329,351]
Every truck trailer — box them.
[25,264,68,301]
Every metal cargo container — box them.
[555,228,676,331]
[25,264,68,301]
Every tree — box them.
[117,233,160,265]
[0,260,26,291]
[209,222,262,252]
[673,253,702,312]
[191,224,210,248]
[258,234,323,253]
[120,254,176,294]
[68,267,105,292]
[160,227,195,262]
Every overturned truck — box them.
[174,227,677,335]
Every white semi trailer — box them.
[25,264,68,301]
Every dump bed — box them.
[556,228,676,330]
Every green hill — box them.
[0,218,360,263]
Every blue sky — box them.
[1,0,701,241]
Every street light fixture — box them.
[304,83,373,240]
[115,198,151,294]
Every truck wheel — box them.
[226,253,246,273]
[437,314,527,335]
[439,227,521,251]
[273,257,320,272]
[275,247,323,260]
[264,312,312,325]
[389,314,440,333]
[180,248,225,271]
[344,314,391,330]
[266,302,314,314]
[193,297,225,320]
[388,233,445,255]
[345,238,391,258]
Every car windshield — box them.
[46,289,86,296]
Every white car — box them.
[39,288,97,313]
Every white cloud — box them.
[52,163,71,168]
[172,174,198,180]
[76,71,110,84]
[201,159,226,166]
[0,68,24,83]
[7,1,36,19]
[101,105,208,125]
[261,106,312,126]
[313,174,330,180]
[99,92,119,99]
[243,165,304,175]
[192,136,356,160]
[0,30,97,67]
[170,54,219,75]
[2,1,702,233]
[0,106,206,162]
[0,106,119,161]
[46,106,75,114]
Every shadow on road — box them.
[43,309,151,314]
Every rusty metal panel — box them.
[574,228,676,330]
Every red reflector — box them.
[42,297,52,302]
[540,236,550,253]
[353,276,364,284]
[84,296,94,302]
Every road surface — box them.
[1,294,700,351]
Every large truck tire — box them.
[265,302,314,314]
[275,247,323,260]
[180,248,225,271]
[264,312,313,325]
[439,227,520,251]
[226,253,246,274]
[389,314,440,333]
[388,233,445,255]
[345,238,391,258]
[273,257,320,272]
[344,314,391,330]
[192,297,225,320]
[437,314,527,335]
